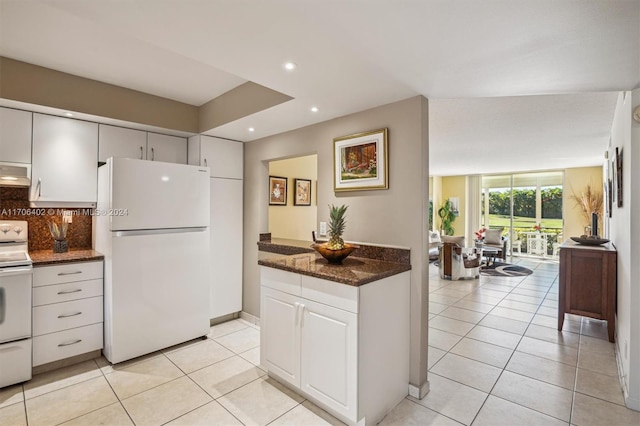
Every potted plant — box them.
[438,199,457,236]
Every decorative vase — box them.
[53,239,68,253]
[311,243,359,264]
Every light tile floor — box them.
[1,257,639,425]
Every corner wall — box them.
[244,95,430,392]
[609,90,640,410]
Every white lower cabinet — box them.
[260,266,409,425]
[32,260,104,367]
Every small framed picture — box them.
[294,178,312,206]
[269,176,287,205]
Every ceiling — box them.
[1,0,639,176]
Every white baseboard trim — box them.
[240,311,261,328]
[408,380,430,399]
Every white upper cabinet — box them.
[31,114,98,206]
[98,124,147,162]
[147,132,187,164]
[188,135,243,179]
[0,107,32,164]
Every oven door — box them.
[0,267,32,343]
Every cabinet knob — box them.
[151,147,155,161]
[140,146,144,160]
[204,158,208,167]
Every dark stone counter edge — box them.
[31,252,105,267]
[258,258,412,287]
[258,239,411,264]
[257,241,315,255]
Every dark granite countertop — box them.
[258,251,411,286]
[257,238,316,255]
[30,249,104,266]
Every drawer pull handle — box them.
[57,271,82,276]
[58,312,82,318]
[57,289,82,295]
[58,339,82,347]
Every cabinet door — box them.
[31,114,98,205]
[261,287,300,388]
[300,298,358,421]
[0,107,32,163]
[201,136,243,179]
[99,124,147,161]
[147,133,187,164]
[209,178,243,318]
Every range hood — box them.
[0,163,31,188]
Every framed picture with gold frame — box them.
[333,128,388,192]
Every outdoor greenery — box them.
[484,187,563,219]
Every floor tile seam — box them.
[463,334,519,351]
[502,363,577,392]
[167,349,237,376]
[207,373,267,403]
[428,324,473,338]
[153,397,219,426]
[433,310,488,326]
[212,338,260,355]
[431,351,506,381]
[521,332,581,350]
[111,372,190,403]
[572,386,628,408]
[207,325,251,341]
[513,347,579,369]
[402,395,468,426]
[51,401,127,426]
[486,391,572,424]
[23,358,104,402]
[494,302,541,315]
[264,400,308,426]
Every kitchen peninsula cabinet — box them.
[558,240,617,342]
[147,132,187,164]
[188,135,243,319]
[30,114,98,207]
[0,107,32,163]
[259,262,410,425]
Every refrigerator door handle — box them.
[151,147,155,161]
[0,287,5,325]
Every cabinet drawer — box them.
[261,266,301,296]
[33,279,103,306]
[34,261,103,287]
[33,296,103,336]
[33,323,103,367]
[301,275,359,314]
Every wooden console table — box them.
[558,239,617,342]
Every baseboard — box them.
[240,311,261,328]
[408,380,430,399]
[33,350,102,375]
[210,312,239,326]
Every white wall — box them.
[609,90,640,410]
[244,96,430,393]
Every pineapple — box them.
[327,204,348,250]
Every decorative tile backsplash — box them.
[0,187,93,251]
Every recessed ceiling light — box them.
[283,62,297,71]
[311,106,319,113]
[64,112,74,117]
[248,127,255,132]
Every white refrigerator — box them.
[95,158,210,364]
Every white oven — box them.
[0,221,32,388]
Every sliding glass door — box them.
[481,172,563,257]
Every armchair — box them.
[482,228,507,260]
[438,242,480,280]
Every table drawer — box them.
[33,323,103,366]
[33,261,103,287]
[33,279,103,306]
[33,296,103,336]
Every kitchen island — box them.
[259,249,410,426]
